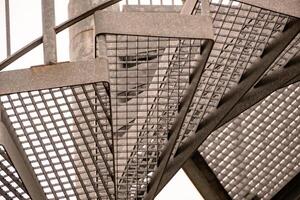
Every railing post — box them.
[42,0,57,64]
[5,0,11,56]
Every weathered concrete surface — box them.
[69,0,119,61]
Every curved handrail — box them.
[0,0,121,71]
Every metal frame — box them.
[153,18,300,195]
[95,11,214,39]
[0,58,109,95]
[0,58,112,199]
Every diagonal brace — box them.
[155,18,300,195]
[144,40,214,200]
[218,54,300,129]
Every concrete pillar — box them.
[68,0,119,61]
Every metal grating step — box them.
[0,60,114,200]
[95,11,214,199]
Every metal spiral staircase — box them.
[0,0,299,199]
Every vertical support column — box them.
[5,0,11,57]
[42,0,57,64]
[0,108,46,200]
[68,0,119,61]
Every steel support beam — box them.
[0,58,109,95]
[183,152,231,200]
[0,107,46,200]
[237,0,300,18]
[95,11,214,39]
[218,54,300,128]
[271,172,300,200]
[154,19,300,195]
[42,0,57,64]
[286,73,300,86]
[144,40,214,200]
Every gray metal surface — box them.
[122,5,182,12]
[0,58,109,95]
[95,11,214,39]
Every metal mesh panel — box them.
[0,83,114,200]
[179,0,296,142]
[199,81,300,200]
[97,34,203,199]
[0,145,30,200]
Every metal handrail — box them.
[0,0,121,71]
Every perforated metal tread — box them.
[0,83,114,200]
[199,81,300,200]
